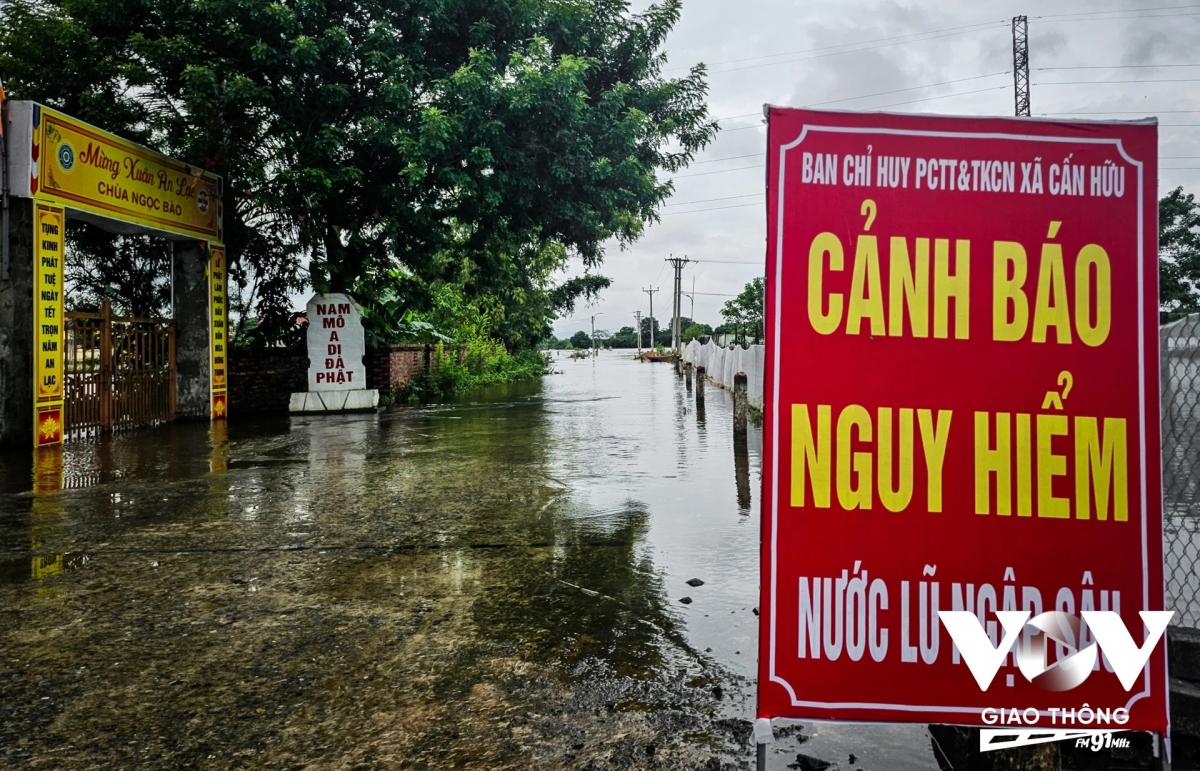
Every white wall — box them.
[682,339,764,410]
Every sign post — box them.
[33,202,65,446]
[209,242,228,420]
[758,108,1166,743]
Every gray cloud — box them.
[555,0,1200,337]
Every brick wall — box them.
[228,348,309,415]
[228,343,432,414]
[368,344,430,392]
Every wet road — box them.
[0,352,937,769]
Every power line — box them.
[708,24,1007,75]
[1035,11,1200,23]
[1035,78,1200,85]
[811,72,1011,108]
[665,193,762,207]
[671,164,762,179]
[867,85,1011,110]
[712,71,1007,124]
[1038,64,1200,70]
[1036,4,1200,19]
[688,153,761,164]
[662,202,761,216]
[671,19,1007,71]
[717,84,1013,133]
[692,259,764,265]
[1039,110,1200,114]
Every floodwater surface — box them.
[0,353,939,769]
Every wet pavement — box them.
[0,352,940,769]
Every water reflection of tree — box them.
[372,382,692,682]
[471,505,686,680]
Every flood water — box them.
[0,353,939,769]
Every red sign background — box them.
[758,108,1165,731]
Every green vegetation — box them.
[682,322,712,342]
[389,284,552,400]
[720,277,764,345]
[569,331,592,349]
[608,326,639,348]
[392,343,549,403]
[0,0,715,350]
[1161,186,1200,318]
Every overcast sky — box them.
[552,0,1200,339]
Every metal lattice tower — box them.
[1012,15,1030,117]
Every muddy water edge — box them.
[0,352,938,769]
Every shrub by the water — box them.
[392,342,549,402]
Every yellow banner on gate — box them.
[210,242,228,420]
[36,107,222,240]
[34,202,65,447]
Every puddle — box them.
[0,553,89,584]
[0,357,938,768]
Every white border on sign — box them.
[767,123,1151,717]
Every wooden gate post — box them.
[169,321,177,418]
[99,298,113,431]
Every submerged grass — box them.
[390,342,550,402]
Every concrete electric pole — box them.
[643,287,659,350]
[1012,16,1030,117]
[591,314,597,355]
[634,310,643,353]
[665,254,691,354]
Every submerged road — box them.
[0,352,936,769]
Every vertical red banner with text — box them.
[758,108,1165,731]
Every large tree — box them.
[0,0,714,345]
[720,277,764,345]
[1160,186,1200,317]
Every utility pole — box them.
[643,287,659,350]
[665,254,691,355]
[1012,15,1030,117]
[634,310,643,353]
[591,314,597,355]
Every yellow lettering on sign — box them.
[790,403,951,513]
[33,204,66,448]
[39,108,222,240]
[805,230,969,339]
[34,205,65,402]
[972,410,1128,521]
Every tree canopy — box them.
[0,0,714,347]
[1160,186,1200,317]
[720,277,763,345]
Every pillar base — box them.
[289,389,379,413]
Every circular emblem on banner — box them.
[197,189,209,213]
[1016,611,1098,691]
[57,143,75,172]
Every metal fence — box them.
[64,298,176,439]
[1163,313,1200,628]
